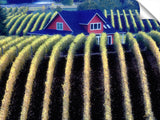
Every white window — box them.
[104,24,111,29]
[107,24,111,29]
[103,25,107,29]
[56,22,63,30]
[107,36,112,45]
[90,23,101,30]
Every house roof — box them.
[29,10,125,36]
[60,10,116,32]
[45,10,118,34]
[77,9,109,24]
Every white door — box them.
[96,35,101,45]
[107,35,112,45]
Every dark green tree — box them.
[0,7,7,35]
[99,0,122,10]
[62,0,73,5]
[77,1,99,10]
[78,0,122,11]
[55,6,63,12]
[121,0,139,10]
[0,0,7,4]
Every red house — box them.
[29,9,125,45]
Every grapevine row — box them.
[152,20,159,30]
[135,10,145,31]
[126,32,155,119]
[4,15,15,24]
[83,33,96,120]
[117,10,122,31]
[0,36,6,40]
[129,10,137,32]
[62,33,86,120]
[137,31,160,72]
[7,7,18,16]
[0,36,25,56]
[41,35,73,120]
[149,30,160,45]
[104,9,107,18]
[146,19,152,31]
[50,11,58,22]
[6,14,21,31]
[0,37,13,47]
[4,7,28,16]
[0,36,37,80]
[39,12,52,30]
[100,33,111,120]
[110,10,115,28]
[123,10,130,31]
[114,32,133,120]
[0,35,48,120]
[20,35,61,120]
[31,12,46,32]
[16,14,33,35]
[9,14,27,35]
[23,13,40,35]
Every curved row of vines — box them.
[0,31,160,119]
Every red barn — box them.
[29,9,125,45]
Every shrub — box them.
[0,6,7,35]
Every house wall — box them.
[87,15,104,34]
[47,15,71,31]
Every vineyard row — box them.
[0,31,160,119]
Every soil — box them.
[108,53,125,120]
[114,15,119,30]
[90,55,104,120]
[125,52,145,120]
[69,56,84,120]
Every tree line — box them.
[1,0,85,4]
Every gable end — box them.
[79,13,107,25]
[44,13,73,31]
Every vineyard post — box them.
[1,47,3,55]
[31,46,33,58]
[16,46,18,56]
